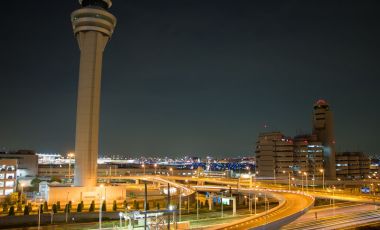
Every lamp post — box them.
[179,189,182,222]
[169,167,173,176]
[142,164,145,175]
[283,171,291,191]
[304,172,308,193]
[221,191,224,218]
[196,190,199,220]
[67,152,74,182]
[254,195,258,215]
[99,184,105,230]
[273,169,276,185]
[119,212,123,228]
[299,171,304,192]
[154,164,157,175]
[37,198,43,230]
[320,169,325,190]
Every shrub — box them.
[8,206,15,216]
[24,205,30,215]
[123,200,127,208]
[43,201,48,212]
[27,203,32,213]
[89,200,95,212]
[112,200,117,211]
[77,203,83,212]
[101,200,106,212]
[52,204,57,214]
[39,204,43,214]
[57,201,61,211]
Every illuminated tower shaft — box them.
[71,0,116,187]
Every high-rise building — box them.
[312,99,336,179]
[255,132,294,178]
[71,0,117,187]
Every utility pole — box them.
[167,183,171,230]
[144,182,147,230]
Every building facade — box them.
[293,134,324,179]
[0,150,38,177]
[255,132,294,178]
[0,159,17,197]
[336,152,370,179]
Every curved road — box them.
[208,192,314,230]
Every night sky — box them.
[1,1,379,157]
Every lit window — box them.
[4,189,13,195]
[5,181,14,187]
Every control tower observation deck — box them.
[71,0,116,187]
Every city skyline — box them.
[1,1,380,157]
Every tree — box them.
[112,200,117,211]
[30,178,41,192]
[89,200,95,212]
[102,200,106,212]
[52,204,57,214]
[50,176,61,183]
[68,201,72,210]
[123,200,127,209]
[64,204,70,214]
[43,201,49,212]
[4,192,18,205]
[24,205,30,215]
[76,201,83,212]
[57,201,61,211]
[8,206,15,216]
[77,203,83,212]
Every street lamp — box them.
[169,167,173,176]
[320,169,325,190]
[67,152,75,182]
[154,164,157,175]
[254,195,258,215]
[119,212,123,228]
[283,171,291,191]
[304,172,308,193]
[298,171,304,192]
[141,164,145,175]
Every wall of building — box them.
[0,159,17,197]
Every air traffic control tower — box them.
[71,0,116,187]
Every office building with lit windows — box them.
[0,159,17,197]
[255,132,294,178]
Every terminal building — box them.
[0,150,38,178]
[335,152,370,179]
[255,100,370,181]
